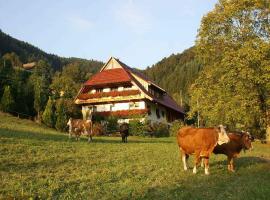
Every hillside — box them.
[0,30,103,72]
[0,112,270,199]
[144,47,202,107]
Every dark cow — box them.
[119,123,129,143]
[177,125,229,175]
[67,118,93,142]
[210,131,253,172]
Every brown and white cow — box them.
[210,131,254,172]
[177,125,229,175]
[67,118,93,142]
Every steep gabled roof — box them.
[84,68,131,86]
[76,57,184,114]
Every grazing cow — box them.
[119,123,129,143]
[210,131,254,172]
[177,125,229,175]
[67,118,93,142]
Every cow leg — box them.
[201,158,204,168]
[228,157,235,172]
[88,135,92,142]
[204,157,210,175]
[193,153,201,174]
[182,153,188,171]
[125,136,128,143]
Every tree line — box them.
[0,52,103,131]
[144,0,269,138]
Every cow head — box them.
[241,131,253,150]
[216,125,230,145]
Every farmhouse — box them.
[74,57,184,124]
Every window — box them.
[110,104,114,111]
[124,86,132,90]
[96,88,103,93]
[156,108,160,119]
[161,111,165,118]
[129,102,139,109]
[147,105,151,115]
[111,87,118,92]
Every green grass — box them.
[0,112,270,199]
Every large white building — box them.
[75,57,184,124]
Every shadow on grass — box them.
[213,156,270,170]
[0,128,173,144]
[136,160,270,200]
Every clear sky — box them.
[0,0,218,69]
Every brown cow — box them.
[67,118,93,142]
[177,125,229,175]
[210,131,253,172]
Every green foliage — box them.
[189,0,270,137]
[0,85,14,112]
[129,120,146,136]
[144,47,202,107]
[42,97,55,128]
[2,52,22,67]
[106,116,119,132]
[55,99,67,131]
[169,120,184,136]
[151,122,170,137]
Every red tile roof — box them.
[84,68,131,86]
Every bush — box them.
[55,99,67,132]
[169,120,185,136]
[42,97,55,128]
[106,116,118,132]
[151,122,170,137]
[129,120,146,136]
[92,123,105,136]
[0,85,15,112]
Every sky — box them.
[0,0,218,69]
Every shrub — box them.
[55,99,67,132]
[92,123,105,136]
[129,119,146,136]
[169,120,185,136]
[42,97,55,128]
[152,122,170,137]
[106,116,118,132]
[0,85,15,112]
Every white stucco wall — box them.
[146,102,167,124]
[94,101,145,112]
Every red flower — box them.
[78,90,141,100]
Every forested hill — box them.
[143,47,202,107]
[0,30,103,72]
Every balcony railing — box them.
[94,109,148,117]
[78,90,141,100]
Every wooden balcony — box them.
[75,90,143,104]
[94,109,148,117]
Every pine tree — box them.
[42,97,55,127]
[0,85,15,112]
[55,99,67,131]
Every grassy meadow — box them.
[0,112,270,199]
